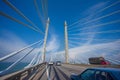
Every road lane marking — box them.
[46,64,51,80]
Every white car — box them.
[49,62,54,65]
[56,61,61,66]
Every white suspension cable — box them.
[0,40,42,62]
[41,0,47,20]
[36,53,42,65]
[68,17,88,29]
[68,0,120,28]
[68,20,120,32]
[34,0,45,27]
[68,37,119,41]
[0,48,34,75]
[69,30,120,36]
[106,57,120,63]
[98,0,120,13]
[68,40,83,45]
[26,52,38,68]
[45,0,48,18]
[0,11,42,33]
[82,10,120,25]
[106,58,120,64]
[68,43,76,49]
[25,40,43,67]
[3,0,44,35]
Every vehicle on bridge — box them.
[70,68,120,80]
[55,61,61,66]
[48,62,54,65]
[89,57,110,65]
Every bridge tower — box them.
[64,21,69,63]
[42,18,50,62]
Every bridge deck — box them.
[1,64,120,80]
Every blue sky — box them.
[0,0,120,63]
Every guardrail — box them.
[64,63,120,68]
[0,62,46,80]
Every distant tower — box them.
[64,21,69,63]
[42,18,50,62]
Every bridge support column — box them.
[42,18,50,62]
[64,21,69,63]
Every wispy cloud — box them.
[0,31,61,62]
[84,2,107,15]
[0,31,27,57]
[54,40,120,63]
[81,1,108,22]
[68,2,109,47]
[45,34,60,61]
[0,31,42,63]
[69,40,120,58]
[46,34,60,52]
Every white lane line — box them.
[46,65,51,80]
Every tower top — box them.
[64,21,67,27]
[47,17,50,23]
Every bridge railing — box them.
[0,62,46,80]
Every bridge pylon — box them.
[64,21,69,63]
[42,18,50,62]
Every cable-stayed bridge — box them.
[0,0,120,80]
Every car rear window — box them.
[81,69,95,80]
[95,71,115,80]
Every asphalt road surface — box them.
[32,64,86,80]
[1,63,119,80]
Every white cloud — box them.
[69,40,120,58]
[81,1,108,21]
[54,40,120,64]
[0,31,42,63]
[85,2,107,15]
[69,2,109,47]
[0,31,27,57]
[46,35,60,52]
[1,33,61,62]
[42,34,60,62]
